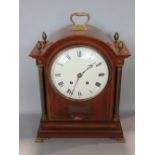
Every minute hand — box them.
[81,62,96,75]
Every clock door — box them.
[45,41,116,122]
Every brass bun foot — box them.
[35,138,44,143]
[116,137,126,143]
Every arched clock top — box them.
[29,26,130,66]
[30,12,130,65]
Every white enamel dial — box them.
[50,46,109,100]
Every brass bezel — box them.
[48,45,111,102]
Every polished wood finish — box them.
[29,24,130,140]
[37,121,123,138]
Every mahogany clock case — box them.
[30,23,130,140]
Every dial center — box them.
[77,73,82,78]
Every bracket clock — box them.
[29,12,131,142]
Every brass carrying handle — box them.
[70,12,90,31]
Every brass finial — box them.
[114,32,119,43]
[36,41,42,52]
[42,32,47,44]
[118,41,124,52]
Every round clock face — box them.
[50,46,109,100]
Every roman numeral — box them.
[96,62,102,67]
[95,82,101,87]
[98,73,105,77]
[58,81,64,87]
[66,54,71,60]
[78,91,82,97]
[77,51,82,57]
[55,73,61,77]
[66,89,72,95]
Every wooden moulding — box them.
[36,120,124,139]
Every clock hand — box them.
[81,62,96,75]
[71,62,95,96]
[71,73,82,96]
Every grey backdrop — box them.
[20,1,135,155]
[20,0,135,114]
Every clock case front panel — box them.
[30,25,130,139]
[45,39,114,122]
